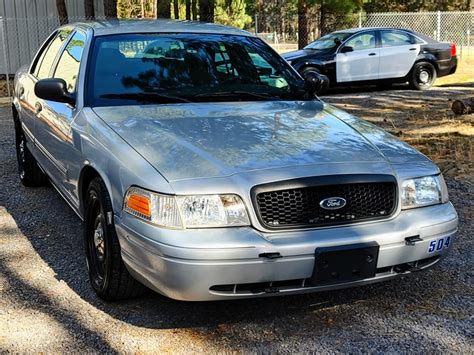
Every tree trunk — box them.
[85,0,95,20]
[257,0,266,32]
[56,0,68,25]
[192,0,198,20]
[173,0,179,19]
[199,0,214,22]
[104,0,117,19]
[319,3,326,36]
[157,0,171,18]
[185,0,191,20]
[451,98,474,115]
[298,0,308,49]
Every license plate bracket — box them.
[311,243,379,286]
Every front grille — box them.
[253,175,397,229]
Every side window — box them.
[53,31,86,93]
[381,31,414,47]
[346,32,376,51]
[34,29,72,79]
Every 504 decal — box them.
[428,235,452,254]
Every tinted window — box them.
[346,32,376,51]
[34,29,72,79]
[87,34,307,107]
[53,31,86,92]
[381,31,414,47]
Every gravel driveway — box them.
[0,93,472,352]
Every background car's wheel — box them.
[410,61,437,90]
[299,67,330,94]
[14,126,48,187]
[84,177,145,301]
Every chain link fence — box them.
[0,16,106,97]
[256,11,474,55]
[1,11,473,97]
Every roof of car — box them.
[70,19,254,37]
[333,27,415,34]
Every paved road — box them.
[0,102,472,352]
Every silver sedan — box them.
[12,20,457,301]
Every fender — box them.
[293,57,337,84]
[293,59,325,73]
[415,53,439,71]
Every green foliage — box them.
[215,0,252,28]
[316,0,362,14]
[363,0,471,12]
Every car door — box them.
[336,31,379,83]
[378,30,420,79]
[34,30,87,201]
[18,29,72,149]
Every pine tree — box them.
[157,0,171,18]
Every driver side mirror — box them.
[34,78,75,106]
[340,46,354,53]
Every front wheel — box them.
[410,62,437,90]
[300,67,330,94]
[84,177,145,301]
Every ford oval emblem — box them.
[319,197,347,210]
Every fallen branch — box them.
[451,98,474,115]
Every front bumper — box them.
[116,202,457,301]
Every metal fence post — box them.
[436,10,441,41]
[0,17,12,99]
[358,12,362,28]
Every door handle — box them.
[35,102,43,114]
[368,53,377,56]
[409,48,417,51]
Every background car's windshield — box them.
[87,33,308,106]
[304,32,351,50]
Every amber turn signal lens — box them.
[126,193,151,218]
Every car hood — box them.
[282,48,330,60]
[93,101,430,181]
[281,49,313,60]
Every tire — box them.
[15,126,48,187]
[410,61,437,90]
[84,177,145,301]
[300,67,330,94]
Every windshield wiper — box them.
[193,90,279,101]
[99,92,193,104]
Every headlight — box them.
[401,174,448,209]
[123,187,250,229]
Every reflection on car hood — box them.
[281,49,314,60]
[93,100,429,181]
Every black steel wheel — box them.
[14,126,47,187]
[300,67,330,94]
[84,177,145,301]
[411,61,437,90]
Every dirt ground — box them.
[0,85,473,352]
[323,84,474,183]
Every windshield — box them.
[304,32,352,50]
[87,33,308,106]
